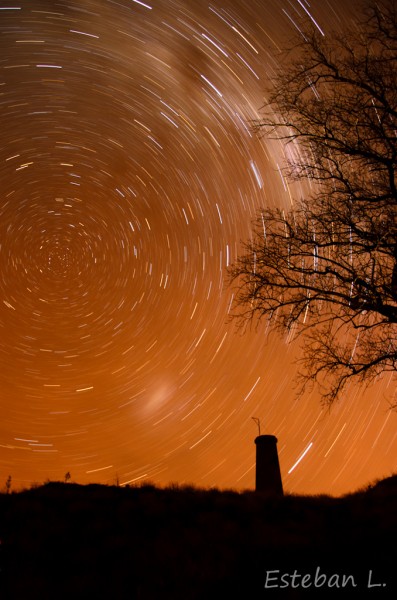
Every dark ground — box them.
[0,476,396,599]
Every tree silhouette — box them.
[229,1,397,404]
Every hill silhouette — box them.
[0,477,396,599]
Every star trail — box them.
[0,0,396,495]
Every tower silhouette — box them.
[254,435,283,495]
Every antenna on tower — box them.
[252,417,261,436]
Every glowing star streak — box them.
[288,443,313,474]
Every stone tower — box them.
[254,434,283,495]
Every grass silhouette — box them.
[0,476,396,599]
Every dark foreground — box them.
[0,477,396,599]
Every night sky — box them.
[0,0,395,495]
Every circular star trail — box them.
[0,0,395,495]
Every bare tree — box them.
[229,1,397,404]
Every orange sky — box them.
[0,0,396,496]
